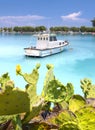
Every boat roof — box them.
[37,33,56,37]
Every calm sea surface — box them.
[0,33,95,95]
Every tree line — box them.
[50,26,95,32]
[0,26,46,33]
[0,26,95,33]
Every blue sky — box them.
[0,0,94,27]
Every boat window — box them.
[53,36,57,41]
[46,37,48,40]
[49,36,57,41]
[43,37,45,40]
[38,37,40,40]
[59,42,61,45]
[49,36,52,41]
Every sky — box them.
[0,0,95,27]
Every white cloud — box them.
[0,15,45,21]
[61,11,87,21]
[60,11,91,27]
[0,15,46,27]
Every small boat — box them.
[24,33,69,57]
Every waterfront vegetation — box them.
[0,26,95,34]
[0,64,95,129]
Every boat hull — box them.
[24,45,68,57]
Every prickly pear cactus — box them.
[44,79,74,103]
[46,106,95,130]
[16,63,40,96]
[55,110,77,124]
[16,63,40,101]
[59,122,81,130]
[80,78,95,98]
[0,63,43,120]
[22,96,44,124]
[45,109,79,130]
[42,64,74,103]
[75,106,95,129]
[16,63,44,124]
[0,73,11,90]
[0,73,29,115]
[69,95,86,113]
[41,64,55,97]
[64,83,74,102]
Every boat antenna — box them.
[46,21,51,34]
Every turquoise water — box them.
[0,33,95,95]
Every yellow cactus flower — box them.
[16,64,21,74]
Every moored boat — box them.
[24,33,69,57]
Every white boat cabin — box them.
[36,34,65,49]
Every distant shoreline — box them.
[0,31,95,36]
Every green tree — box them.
[80,26,87,32]
[3,27,8,32]
[35,26,46,32]
[70,27,80,32]
[7,27,13,32]
[13,26,22,32]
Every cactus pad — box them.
[69,95,86,112]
